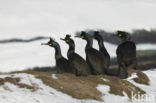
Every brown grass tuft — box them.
[128,69,150,85]
[22,70,145,101]
[0,78,5,85]
[97,75,145,98]
[38,73,102,101]
[0,77,37,91]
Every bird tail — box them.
[118,64,128,79]
[105,68,118,76]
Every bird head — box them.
[41,37,57,47]
[93,31,102,40]
[60,34,75,45]
[75,31,88,40]
[114,30,131,41]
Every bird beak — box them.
[74,35,80,38]
[60,38,65,41]
[41,43,48,45]
[112,31,119,36]
[75,35,85,39]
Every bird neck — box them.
[54,45,62,60]
[121,34,131,42]
[67,43,75,58]
[97,38,106,51]
[86,37,93,50]
[121,38,130,43]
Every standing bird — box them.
[115,31,137,79]
[93,31,110,68]
[93,31,118,76]
[60,35,91,76]
[41,38,76,74]
[75,31,107,75]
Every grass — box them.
[25,70,103,101]
[0,76,37,91]
[21,70,146,101]
[0,69,147,101]
[128,69,150,85]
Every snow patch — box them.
[0,38,156,73]
[101,78,110,82]
[97,85,131,103]
[0,73,101,103]
[127,69,156,103]
[52,74,58,79]
[127,73,138,80]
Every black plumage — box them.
[61,35,91,76]
[41,38,75,74]
[115,31,137,79]
[93,31,110,68]
[93,31,119,76]
[76,31,107,75]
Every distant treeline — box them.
[76,29,156,44]
[0,36,48,44]
[0,29,156,44]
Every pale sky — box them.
[0,0,156,38]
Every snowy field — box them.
[0,36,156,72]
[0,0,156,72]
[0,69,156,103]
[0,0,156,102]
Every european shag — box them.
[41,38,75,74]
[115,30,137,79]
[75,31,107,75]
[61,35,91,76]
[93,31,118,76]
[93,31,110,67]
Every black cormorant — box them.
[60,35,91,76]
[93,31,110,68]
[41,38,76,74]
[75,31,107,75]
[93,31,119,76]
[115,30,137,79]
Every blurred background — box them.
[0,0,156,72]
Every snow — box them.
[137,43,156,50]
[0,73,100,103]
[0,37,156,72]
[127,73,138,80]
[127,69,156,103]
[101,78,110,82]
[96,69,156,103]
[0,0,156,102]
[0,0,156,72]
[52,74,58,79]
[97,85,131,103]
[0,69,156,103]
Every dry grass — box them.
[22,70,145,101]
[90,75,145,98]
[128,69,150,85]
[25,71,103,101]
[0,76,37,91]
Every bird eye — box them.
[118,34,122,37]
[66,40,69,42]
[80,35,84,39]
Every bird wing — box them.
[117,41,136,65]
[56,58,75,73]
[86,48,105,74]
[56,58,69,73]
[69,53,91,75]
